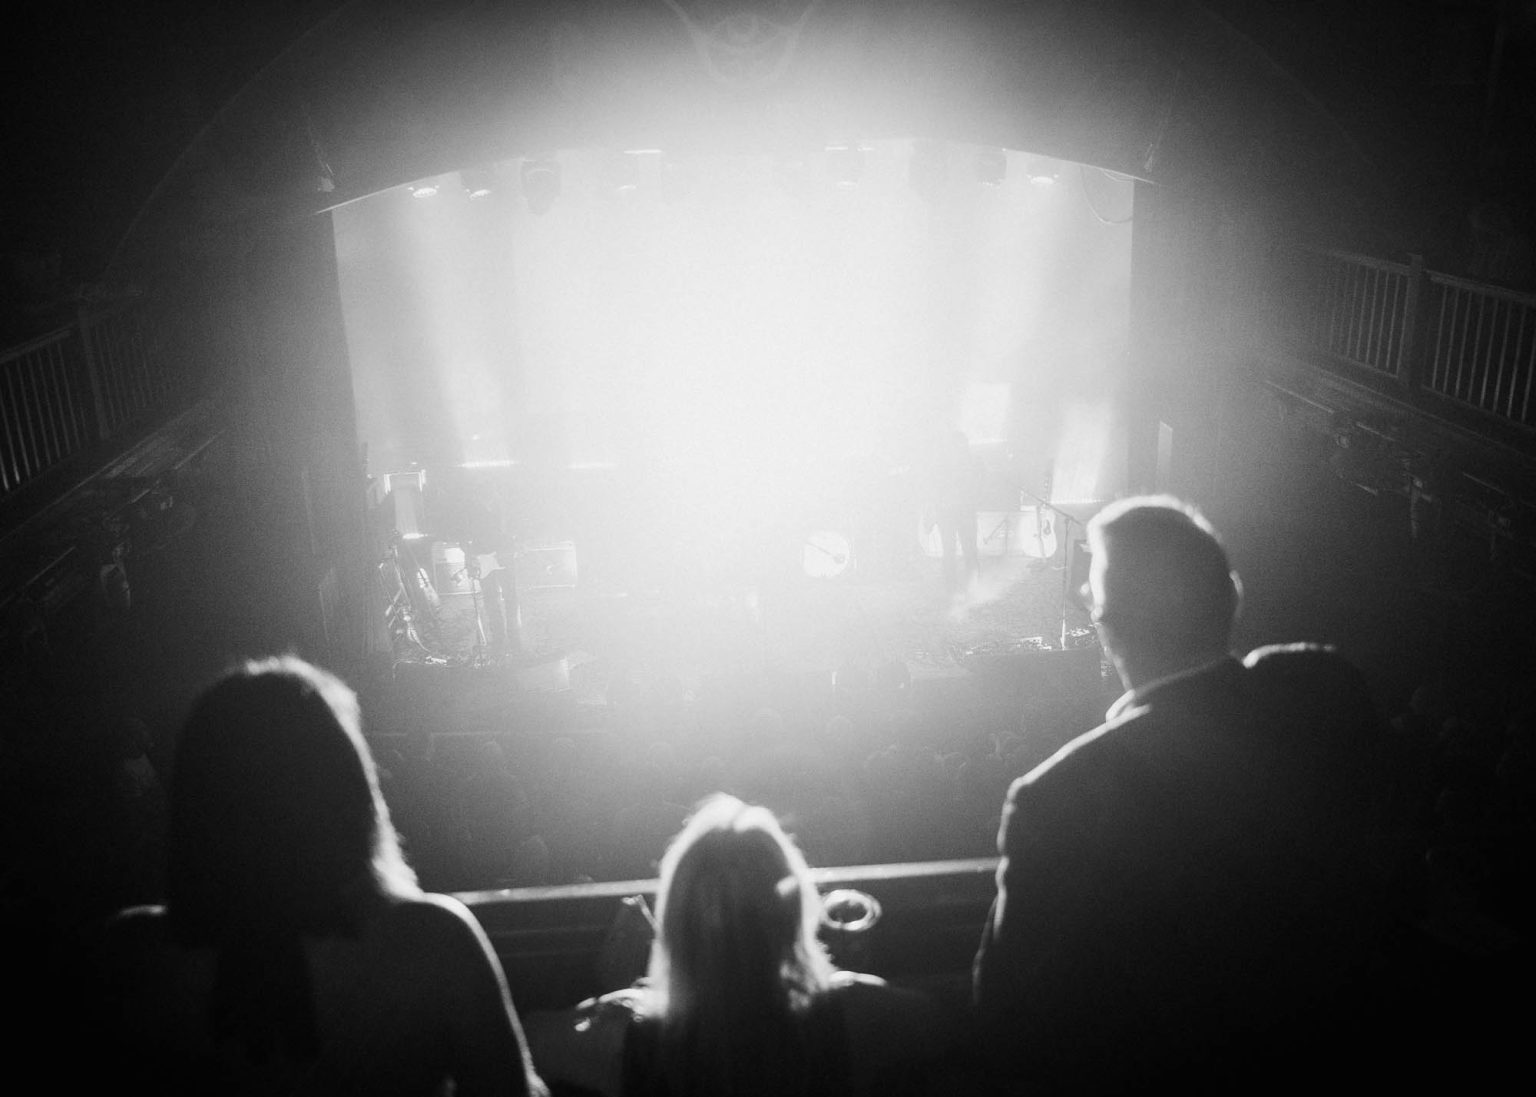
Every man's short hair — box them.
[1087,495,1238,658]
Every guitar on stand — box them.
[1032,495,1085,650]
[1029,466,1058,566]
[380,531,448,662]
[455,550,491,666]
[461,537,522,664]
[1004,459,1088,649]
[982,454,1058,563]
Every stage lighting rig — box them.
[1024,157,1059,185]
[461,167,496,199]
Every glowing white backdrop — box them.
[335,140,1132,557]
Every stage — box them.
[368,532,1115,767]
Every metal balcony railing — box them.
[1422,272,1536,427]
[1272,245,1536,434]
[0,302,181,504]
[0,326,91,496]
[460,857,1000,1010]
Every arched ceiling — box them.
[5,1,1529,295]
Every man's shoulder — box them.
[1003,660,1240,806]
[1004,708,1144,806]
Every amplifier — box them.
[515,541,578,591]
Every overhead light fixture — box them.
[520,157,561,214]
[409,181,440,198]
[976,149,1008,186]
[1024,157,1058,185]
[461,167,495,199]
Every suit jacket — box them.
[973,649,1386,1094]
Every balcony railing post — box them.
[76,307,111,441]
[1399,253,1426,393]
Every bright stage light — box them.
[461,168,496,199]
[335,141,1133,556]
[958,382,1011,446]
[1025,158,1059,185]
[1051,401,1116,503]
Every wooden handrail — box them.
[1424,268,1536,306]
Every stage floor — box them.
[374,548,1113,746]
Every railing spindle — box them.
[1489,302,1510,414]
[0,368,21,492]
[1518,313,1534,424]
[1432,282,1448,390]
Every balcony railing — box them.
[1423,272,1536,427]
[0,301,182,506]
[1272,246,1536,435]
[1,327,92,497]
[460,857,1000,1011]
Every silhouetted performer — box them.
[97,656,547,1096]
[974,496,1390,1094]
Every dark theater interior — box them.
[3,2,1534,1092]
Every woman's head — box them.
[166,656,416,944]
[648,794,832,1022]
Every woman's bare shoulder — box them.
[100,905,171,957]
[372,893,493,958]
[106,904,168,929]
[381,891,475,922]
[829,969,888,991]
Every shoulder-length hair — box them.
[644,794,834,1091]
[166,655,417,943]
[163,656,417,1060]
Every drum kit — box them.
[376,463,526,668]
[377,453,1098,667]
[378,531,524,668]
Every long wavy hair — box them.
[645,794,835,1095]
[164,655,418,1060]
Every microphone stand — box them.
[1016,487,1086,649]
[463,556,489,666]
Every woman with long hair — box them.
[619,794,947,1097]
[99,655,546,1096]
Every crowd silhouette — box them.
[3,495,1530,1092]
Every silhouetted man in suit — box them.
[974,496,1389,1094]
